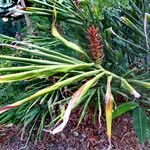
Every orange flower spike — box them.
[105,75,113,149]
[87,25,104,63]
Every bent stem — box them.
[99,65,141,98]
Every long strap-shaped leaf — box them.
[21,7,74,18]
[0,65,49,72]
[128,79,150,88]
[0,44,77,64]
[106,27,149,53]
[77,90,96,127]
[14,41,84,63]
[121,78,141,98]
[51,8,90,60]
[133,107,147,143]
[97,88,102,129]
[26,0,80,18]
[0,34,15,41]
[26,0,68,13]
[0,55,60,65]
[0,63,94,83]
[47,72,105,134]
[0,70,100,114]
[105,75,113,150]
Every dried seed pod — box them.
[87,25,104,63]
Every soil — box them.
[0,109,149,150]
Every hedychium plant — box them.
[0,0,150,148]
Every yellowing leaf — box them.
[49,81,90,134]
[0,105,18,114]
[121,78,141,98]
[45,72,104,134]
[105,75,113,149]
[51,7,85,55]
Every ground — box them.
[0,109,149,150]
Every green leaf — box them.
[23,108,40,128]
[133,107,147,143]
[0,70,100,114]
[128,80,150,88]
[0,44,77,64]
[77,90,95,126]
[0,55,60,65]
[0,63,94,83]
[145,118,150,143]
[113,102,138,119]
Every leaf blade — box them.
[133,107,147,143]
[112,102,139,119]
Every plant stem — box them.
[20,0,34,35]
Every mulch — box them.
[0,108,149,150]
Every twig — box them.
[19,0,34,36]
